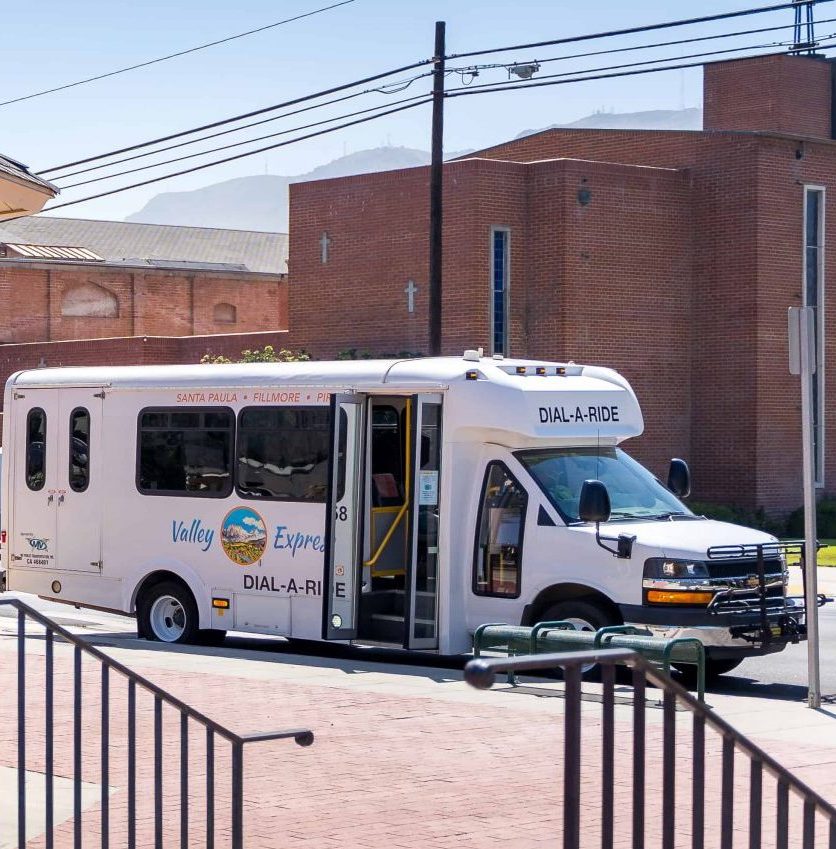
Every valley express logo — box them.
[220,507,267,566]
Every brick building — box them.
[288,53,836,514]
[0,216,288,343]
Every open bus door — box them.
[404,394,442,650]
[322,394,366,640]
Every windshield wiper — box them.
[648,511,692,520]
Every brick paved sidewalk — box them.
[1,630,836,849]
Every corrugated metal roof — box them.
[0,215,287,274]
[2,243,104,261]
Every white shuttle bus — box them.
[0,354,806,675]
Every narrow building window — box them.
[803,186,826,485]
[491,228,510,356]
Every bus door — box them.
[404,394,442,650]
[55,389,104,573]
[323,394,366,640]
[9,390,60,574]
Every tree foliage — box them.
[200,344,311,364]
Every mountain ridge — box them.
[125,107,703,232]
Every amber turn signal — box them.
[646,590,715,605]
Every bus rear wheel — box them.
[139,581,199,644]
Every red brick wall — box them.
[290,155,694,486]
[0,261,288,343]
[704,54,832,138]
[0,330,298,411]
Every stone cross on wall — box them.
[405,279,418,313]
[319,232,331,264]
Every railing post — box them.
[154,696,163,849]
[206,728,215,849]
[45,628,54,849]
[632,667,646,849]
[662,690,676,849]
[601,664,615,849]
[181,714,189,849]
[563,665,581,849]
[18,609,26,849]
[101,666,109,849]
[231,740,244,849]
[74,645,82,849]
[128,680,136,849]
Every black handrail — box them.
[465,649,836,849]
[4,597,313,849]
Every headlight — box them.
[643,558,709,579]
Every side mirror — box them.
[668,458,691,498]
[579,479,611,524]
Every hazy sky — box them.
[3,0,821,220]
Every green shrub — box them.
[786,498,836,538]
[687,501,787,537]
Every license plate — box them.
[771,625,782,636]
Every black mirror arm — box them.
[593,522,637,559]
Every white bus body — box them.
[1,355,799,666]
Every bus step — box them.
[369,613,406,642]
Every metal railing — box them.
[465,649,836,849]
[3,597,314,849]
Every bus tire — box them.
[138,581,199,644]
[538,599,614,633]
[675,657,743,683]
[537,599,616,678]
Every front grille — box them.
[706,558,783,579]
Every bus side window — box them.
[69,407,90,493]
[26,408,47,491]
[473,462,528,598]
[236,406,331,502]
[137,408,234,497]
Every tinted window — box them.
[138,408,233,497]
[236,406,330,502]
[26,408,46,491]
[473,462,527,598]
[69,407,90,492]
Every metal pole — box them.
[428,20,446,357]
[799,306,821,709]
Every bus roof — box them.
[7,355,625,391]
[7,355,644,444]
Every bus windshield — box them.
[516,447,694,524]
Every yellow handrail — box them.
[364,398,411,569]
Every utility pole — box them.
[788,306,821,709]
[428,20,446,357]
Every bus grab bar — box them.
[365,399,412,569]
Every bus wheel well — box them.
[522,584,623,627]
[133,570,193,615]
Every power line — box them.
[445,41,836,100]
[448,0,832,61]
[0,0,357,109]
[42,98,431,212]
[38,57,434,176]
[444,34,835,98]
[56,92,432,189]
[51,73,434,182]
[446,15,836,75]
[52,15,835,183]
[55,32,820,191]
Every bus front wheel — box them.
[138,581,200,644]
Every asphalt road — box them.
[709,604,836,702]
[3,591,834,702]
